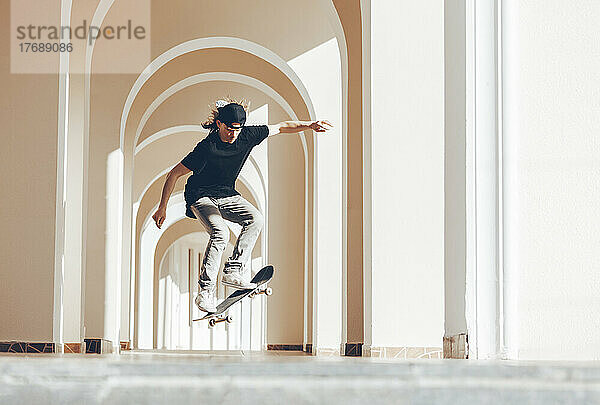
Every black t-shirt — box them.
[181,125,269,218]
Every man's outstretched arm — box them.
[152,162,191,229]
[267,120,333,137]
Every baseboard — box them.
[266,344,303,351]
[362,344,372,357]
[0,339,118,354]
[315,345,442,358]
[0,341,55,353]
[443,333,468,359]
[64,343,82,353]
[84,338,114,354]
[314,347,340,357]
[342,342,363,357]
[369,346,443,359]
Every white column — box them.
[361,0,373,354]
[57,0,87,346]
[464,0,504,360]
[53,0,71,347]
[444,0,469,344]
[63,72,88,346]
[105,149,123,350]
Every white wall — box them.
[503,0,600,360]
[371,0,445,348]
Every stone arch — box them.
[55,0,351,353]
[120,41,317,349]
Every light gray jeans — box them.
[189,195,264,292]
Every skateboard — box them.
[193,265,274,328]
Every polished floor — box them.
[1,351,600,404]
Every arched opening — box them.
[56,0,346,355]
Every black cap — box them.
[217,103,246,127]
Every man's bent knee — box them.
[249,212,264,230]
[211,226,229,248]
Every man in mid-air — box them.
[152,99,332,312]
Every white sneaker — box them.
[222,261,257,290]
[223,259,243,274]
[195,288,216,312]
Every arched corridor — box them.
[4,1,600,396]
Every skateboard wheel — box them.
[226,315,233,323]
[265,287,273,296]
[208,318,216,328]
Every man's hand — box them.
[152,206,167,229]
[309,120,333,133]
[268,120,334,136]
